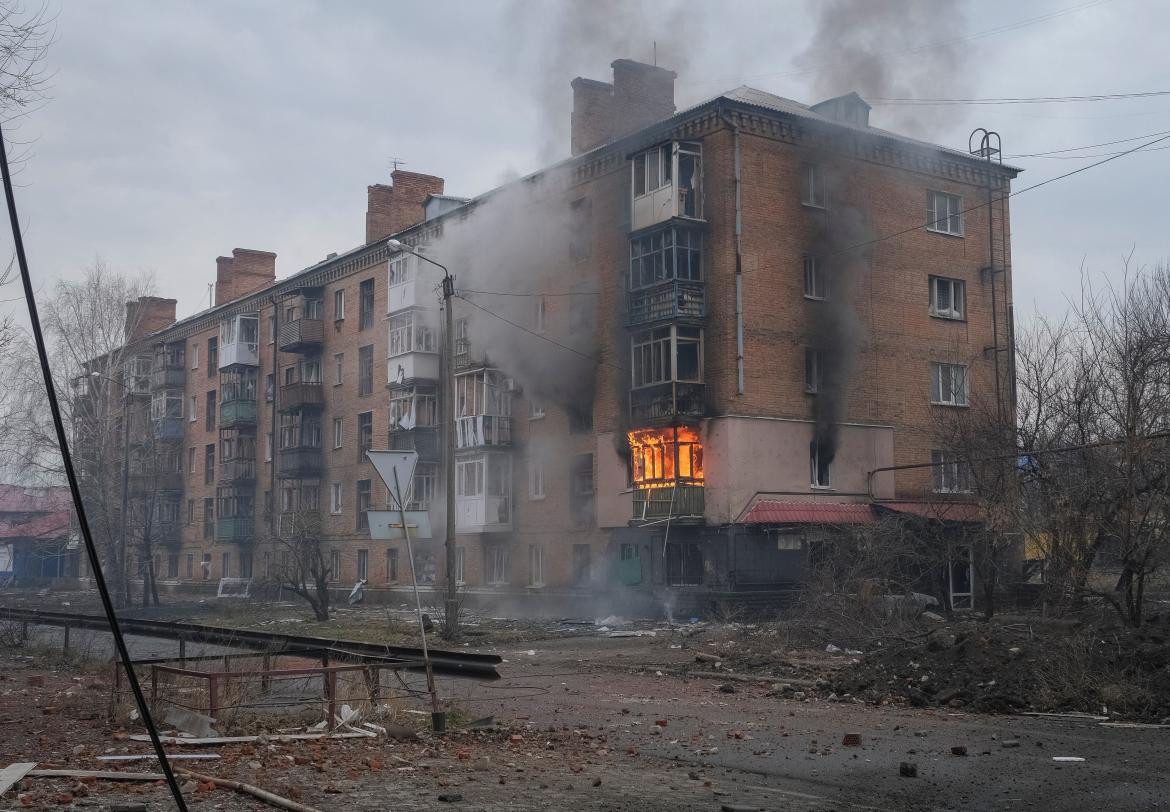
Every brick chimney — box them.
[365,170,445,244]
[570,59,676,156]
[214,248,276,306]
[124,296,177,343]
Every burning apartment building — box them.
[73,58,1017,615]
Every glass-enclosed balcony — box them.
[153,520,182,547]
[216,516,254,543]
[151,343,186,390]
[455,415,511,449]
[631,141,703,232]
[123,355,153,397]
[218,314,259,368]
[278,447,322,478]
[628,426,705,523]
[454,452,512,533]
[216,485,254,543]
[388,426,440,461]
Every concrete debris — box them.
[899,762,918,778]
[1052,756,1086,762]
[163,707,219,739]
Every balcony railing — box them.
[151,520,182,547]
[219,398,257,428]
[633,483,705,522]
[629,382,705,424]
[153,417,184,442]
[627,280,705,326]
[220,458,255,483]
[150,366,186,390]
[455,415,511,449]
[277,446,323,478]
[216,515,254,543]
[129,471,183,494]
[278,382,324,412]
[277,318,325,353]
[389,426,440,460]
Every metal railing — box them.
[633,483,705,521]
[627,279,705,326]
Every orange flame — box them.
[628,426,704,487]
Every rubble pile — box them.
[830,616,1170,721]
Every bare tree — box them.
[268,509,332,621]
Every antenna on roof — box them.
[652,41,657,66]
[207,283,213,309]
[390,157,406,172]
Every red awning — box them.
[0,511,71,540]
[742,500,877,526]
[876,501,983,523]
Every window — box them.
[485,544,508,585]
[528,544,545,587]
[929,276,965,320]
[529,400,545,419]
[280,482,296,512]
[456,458,484,497]
[167,554,178,579]
[285,304,297,323]
[359,278,375,330]
[803,254,828,300]
[333,353,344,385]
[330,549,341,582]
[187,447,196,473]
[572,544,591,585]
[927,190,963,236]
[571,453,595,525]
[666,541,703,586]
[239,552,253,578]
[265,373,274,402]
[279,412,321,449]
[534,295,546,334]
[455,546,466,585]
[386,548,398,582]
[186,553,194,578]
[265,432,272,462]
[949,545,974,610]
[333,417,343,449]
[206,390,216,431]
[186,499,194,525]
[204,444,215,485]
[284,365,294,386]
[391,388,438,429]
[388,253,411,287]
[357,549,368,581]
[569,406,593,433]
[632,143,672,198]
[388,311,437,356]
[268,316,275,344]
[207,337,217,374]
[805,348,823,393]
[628,227,702,289]
[358,412,373,461]
[930,362,969,406]
[203,498,214,539]
[801,163,826,208]
[358,345,374,396]
[408,463,438,510]
[201,552,211,579]
[356,479,371,530]
[190,343,199,369]
[300,358,321,384]
[529,461,545,500]
[189,395,197,422]
[305,298,323,320]
[334,289,345,320]
[932,450,971,493]
[631,325,702,388]
[330,482,342,514]
[629,428,703,485]
[810,439,832,488]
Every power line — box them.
[1007,128,1170,157]
[871,90,1170,106]
[1016,143,1170,160]
[459,288,600,298]
[454,293,623,371]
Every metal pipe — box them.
[719,104,745,395]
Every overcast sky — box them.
[1,0,1167,326]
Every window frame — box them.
[810,439,832,489]
[630,325,703,389]
[357,344,374,396]
[804,347,823,393]
[931,449,972,493]
[801,163,826,209]
[332,417,343,449]
[927,190,964,236]
[528,544,545,587]
[803,254,828,301]
[529,460,545,500]
[334,289,345,320]
[929,276,966,320]
[359,278,375,330]
[330,482,343,514]
[930,362,970,407]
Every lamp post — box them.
[387,238,459,639]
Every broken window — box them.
[676,141,702,218]
[386,548,398,582]
[485,545,508,585]
[801,164,826,208]
[949,545,974,610]
[389,311,437,356]
[358,411,373,462]
[932,449,971,493]
[805,348,823,393]
[810,439,832,488]
[929,276,965,320]
[457,458,485,497]
[629,227,702,289]
[390,387,438,429]
[803,254,828,300]
[632,143,673,198]
[388,253,412,287]
[357,549,368,581]
[330,549,341,581]
[528,544,545,586]
[331,482,342,514]
[529,460,545,500]
[631,325,703,388]
[930,362,969,406]
[356,479,371,531]
[927,190,963,236]
[207,336,218,373]
[334,289,345,320]
[628,427,704,486]
[407,463,437,511]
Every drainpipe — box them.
[718,104,745,395]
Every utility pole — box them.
[118,389,131,609]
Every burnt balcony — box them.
[389,426,440,461]
[278,382,324,412]
[278,318,325,353]
[629,382,705,425]
[455,415,511,449]
[153,417,184,442]
[216,515,255,543]
[627,280,705,327]
[150,365,186,390]
[220,458,255,484]
[219,397,257,429]
[151,521,182,547]
[278,446,323,478]
[632,483,705,522]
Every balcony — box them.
[153,417,184,442]
[629,382,705,424]
[216,516,254,543]
[220,458,255,483]
[152,521,182,547]
[632,484,705,522]
[455,495,512,534]
[130,472,183,494]
[627,280,705,327]
[389,427,440,461]
[150,365,186,390]
[278,382,324,412]
[278,447,323,478]
[278,318,324,353]
[219,398,257,429]
[455,415,511,449]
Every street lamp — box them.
[386,238,460,639]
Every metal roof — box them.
[876,501,983,523]
[742,500,878,526]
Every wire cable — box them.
[0,121,190,810]
[459,288,600,297]
[1006,128,1170,157]
[872,90,1170,106]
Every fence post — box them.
[325,670,337,727]
[261,653,271,693]
[208,674,219,721]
